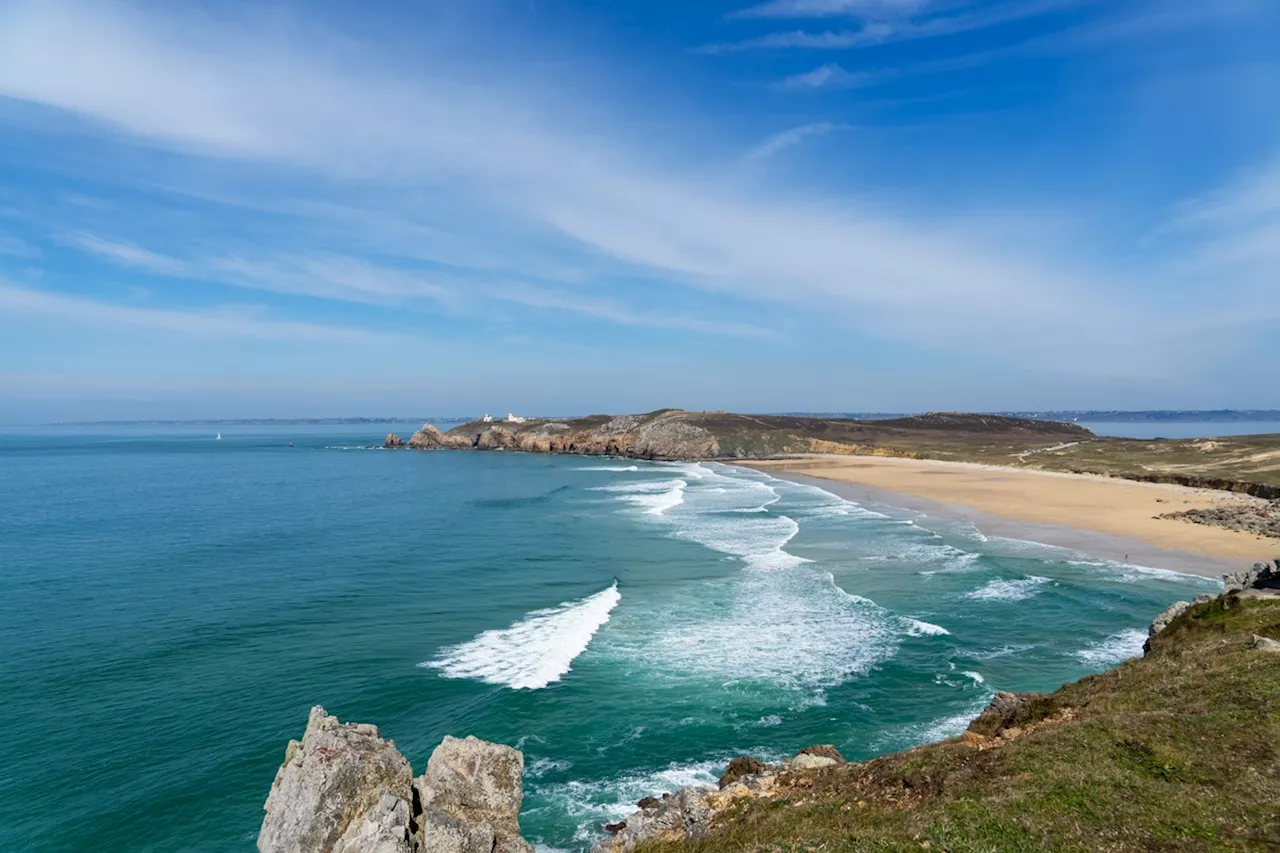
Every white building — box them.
[506,413,526,423]
[481,413,493,423]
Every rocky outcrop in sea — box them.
[258,707,533,853]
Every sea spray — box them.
[424,583,621,689]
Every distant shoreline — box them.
[742,455,1276,579]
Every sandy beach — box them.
[743,455,1277,579]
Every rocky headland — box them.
[260,559,1280,853]
[390,409,1092,462]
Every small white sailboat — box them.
[215,432,222,441]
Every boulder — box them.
[414,735,532,853]
[718,756,769,788]
[1251,634,1280,653]
[783,753,838,771]
[590,786,716,853]
[966,691,1045,739]
[258,706,413,853]
[1224,560,1280,593]
[797,744,845,764]
[384,433,405,448]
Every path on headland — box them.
[744,455,1276,577]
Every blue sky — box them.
[0,0,1277,421]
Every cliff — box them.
[259,561,1279,853]
[392,409,1090,462]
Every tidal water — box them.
[0,424,1221,851]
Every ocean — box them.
[0,424,1222,851]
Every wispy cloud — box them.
[744,122,848,160]
[490,284,773,338]
[71,233,187,275]
[709,0,1073,53]
[729,0,930,21]
[0,281,392,344]
[0,235,40,258]
[772,64,873,91]
[0,0,1242,374]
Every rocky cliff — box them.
[391,409,1090,462]
[258,708,533,853]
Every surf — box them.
[423,583,621,690]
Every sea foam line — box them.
[422,583,621,690]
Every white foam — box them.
[965,576,1051,601]
[962,671,985,684]
[423,583,621,689]
[1074,628,1146,667]
[532,759,726,843]
[905,618,951,637]
[575,465,640,472]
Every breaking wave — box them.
[423,583,621,689]
[965,576,1051,601]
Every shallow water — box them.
[0,425,1219,851]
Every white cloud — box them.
[0,281,392,344]
[772,63,873,90]
[0,0,1237,375]
[729,0,931,21]
[744,122,847,160]
[71,234,188,275]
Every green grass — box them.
[644,595,1280,853]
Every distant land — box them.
[42,410,1280,427]
[781,410,1280,423]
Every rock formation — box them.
[384,433,406,448]
[259,707,413,853]
[1223,559,1280,594]
[258,708,533,853]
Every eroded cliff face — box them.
[258,708,534,853]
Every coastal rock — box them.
[965,691,1046,739]
[783,753,838,771]
[718,756,769,788]
[1251,634,1280,653]
[414,735,531,853]
[1223,559,1280,593]
[1148,600,1193,639]
[258,706,413,853]
[332,791,413,853]
[384,433,405,448]
[589,785,716,853]
[1165,504,1280,540]
[406,424,472,450]
[797,744,845,764]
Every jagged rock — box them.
[258,706,413,853]
[406,424,471,450]
[1148,600,1193,639]
[332,791,413,853]
[966,691,1044,739]
[718,756,769,788]
[636,796,660,810]
[797,744,845,764]
[415,735,532,853]
[1224,560,1280,593]
[590,786,716,853]
[1251,634,1280,653]
[384,433,405,448]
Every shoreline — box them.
[740,455,1276,579]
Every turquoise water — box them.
[0,425,1220,851]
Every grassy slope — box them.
[647,595,1280,853]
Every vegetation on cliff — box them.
[638,590,1280,853]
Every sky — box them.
[0,0,1277,421]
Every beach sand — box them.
[743,455,1277,579]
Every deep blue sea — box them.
[0,424,1222,851]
